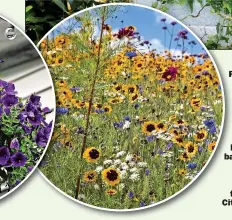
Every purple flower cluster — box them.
[0,146,27,167]
[177,30,188,40]
[0,79,19,116]
[0,79,52,187]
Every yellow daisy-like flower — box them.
[83,147,101,163]
[123,84,137,95]
[103,105,112,114]
[184,141,198,157]
[56,80,68,88]
[179,152,191,162]
[83,170,97,183]
[142,121,156,135]
[108,97,123,104]
[172,136,184,147]
[208,141,216,152]
[190,97,202,111]
[102,168,120,186]
[178,169,186,176]
[155,122,167,133]
[194,129,208,142]
[105,189,117,196]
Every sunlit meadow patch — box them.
[39,4,223,210]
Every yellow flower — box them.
[105,189,117,196]
[83,170,97,183]
[184,141,198,157]
[155,122,167,133]
[194,129,208,142]
[179,152,191,162]
[208,141,216,152]
[102,168,120,186]
[83,147,101,163]
[103,105,112,114]
[178,169,186,176]
[142,121,156,135]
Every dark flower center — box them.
[128,87,135,93]
[146,124,155,132]
[106,170,118,181]
[188,145,194,153]
[176,137,183,143]
[182,152,188,159]
[89,149,100,159]
[88,173,95,180]
[197,132,205,139]
[157,123,164,129]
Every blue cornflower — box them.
[56,107,69,114]
[128,191,134,199]
[187,162,197,169]
[140,201,146,207]
[125,51,137,58]
[113,121,123,129]
[70,86,81,92]
[134,103,139,109]
[124,116,131,121]
[204,119,216,134]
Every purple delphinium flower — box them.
[187,162,197,169]
[0,147,10,165]
[56,107,69,114]
[11,152,27,167]
[10,138,20,150]
[35,123,52,147]
[128,191,134,199]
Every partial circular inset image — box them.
[38,3,224,211]
[0,17,55,198]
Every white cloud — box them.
[150,38,164,52]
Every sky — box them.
[50,5,206,56]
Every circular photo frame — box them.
[38,3,224,211]
[0,15,56,199]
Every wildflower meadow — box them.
[39,4,224,210]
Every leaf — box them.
[52,0,68,14]
[26,5,33,13]
[26,16,45,23]
[186,0,194,12]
